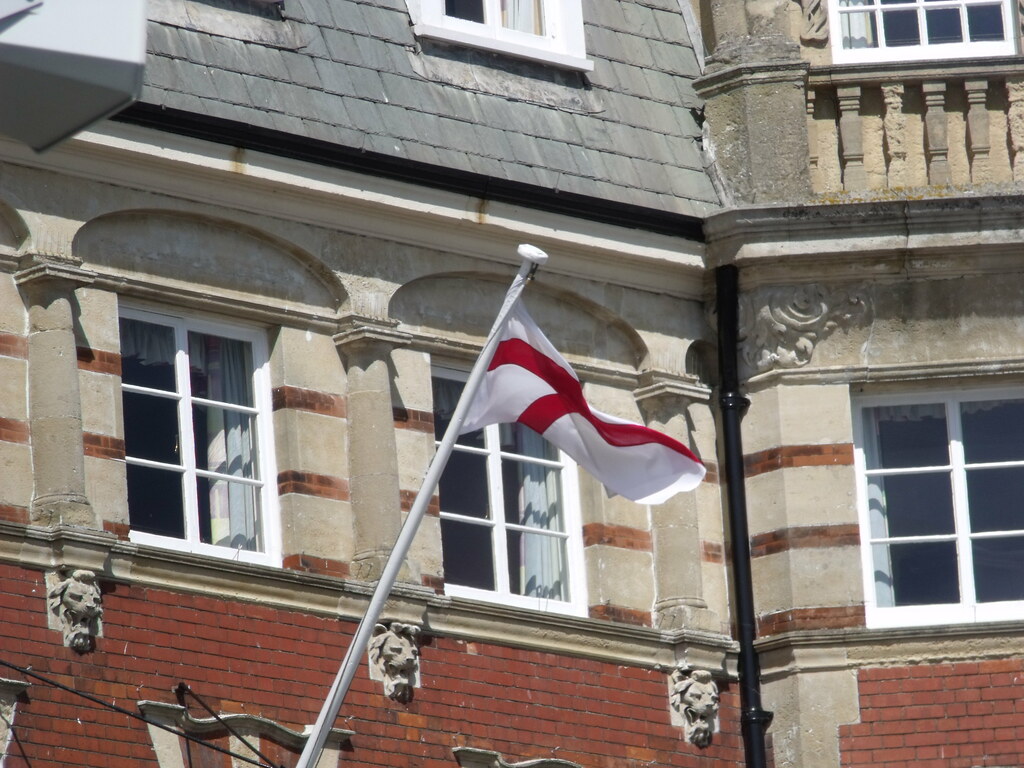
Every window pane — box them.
[967,466,1024,533]
[127,463,185,538]
[501,0,544,34]
[499,422,557,459]
[966,4,1004,40]
[439,449,490,518]
[187,332,253,406]
[198,476,261,551]
[925,7,963,42]
[433,377,484,448]
[441,519,495,589]
[120,318,177,391]
[973,537,1024,602]
[842,10,879,47]
[865,404,947,469]
[962,399,1024,464]
[503,458,564,531]
[193,405,258,477]
[123,392,181,465]
[445,0,484,22]
[869,472,955,538]
[507,529,567,600]
[882,9,922,45]
[887,540,960,606]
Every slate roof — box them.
[140,0,720,219]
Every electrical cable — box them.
[0,658,284,768]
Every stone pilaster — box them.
[695,44,811,205]
[635,376,716,632]
[334,316,411,582]
[15,261,97,528]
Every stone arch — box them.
[685,340,718,386]
[73,210,345,316]
[389,271,648,370]
[0,198,30,253]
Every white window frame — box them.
[407,0,593,71]
[829,0,1015,63]
[119,306,281,567]
[853,387,1024,628]
[433,368,587,616]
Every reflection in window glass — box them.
[860,394,1024,623]
[434,370,579,609]
[883,8,921,44]
[967,4,1004,39]
[445,0,484,22]
[120,311,268,557]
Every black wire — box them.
[0,658,281,768]
[176,683,279,768]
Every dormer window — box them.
[409,0,592,71]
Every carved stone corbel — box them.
[0,678,30,763]
[47,569,103,653]
[738,284,870,376]
[669,666,720,748]
[138,700,354,768]
[453,746,582,768]
[368,622,421,703]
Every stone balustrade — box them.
[806,57,1024,195]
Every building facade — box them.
[5,0,1024,766]
[0,2,738,768]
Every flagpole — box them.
[295,244,549,768]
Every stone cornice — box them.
[756,620,1024,679]
[0,126,707,300]
[704,195,1024,285]
[0,521,736,674]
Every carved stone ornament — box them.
[0,677,30,763]
[798,0,829,44]
[138,700,353,768]
[669,667,720,748]
[368,622,421,703]
[453,746,583,768]
[47,569,102,653]
[738,284,869,375]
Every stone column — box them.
[922,81,951,185]
[806,89,820,192]
[635,378,711,631]
[695,56,812,204]
[836,86,866,191]
[1005,77,1024,182]
[334,317,410,582]
[15,262,96,527]
[882,83,907,188]
[965,79,991,183]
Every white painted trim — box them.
[853,386,1024,628]
[434,367,588,617]
[120,305,281,567]
[409,0,592,71]
[828,0,1016,64]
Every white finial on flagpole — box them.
[517,243,548,264]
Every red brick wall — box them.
[0,562,743,768]
[840,660,1024,768]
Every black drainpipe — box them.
[715,264,773,768]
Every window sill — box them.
[444,582,589,618]
[413,22,594,71]
[128,530,280,568]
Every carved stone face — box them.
[680,678,719,748]
[62,571,103,620]
[670,668,719,749]
[369,623,420,702]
